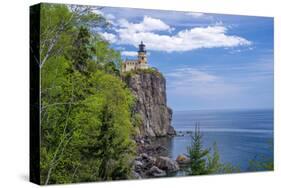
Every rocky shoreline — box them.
[132,136,190,179]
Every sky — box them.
[94,6,274,111]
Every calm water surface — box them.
[154,109,273,172]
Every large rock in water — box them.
[176,154,191,165]
[147,166,166,177]
[155,156,179,172]
[123,70,176,137]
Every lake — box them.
[154,109,273,172]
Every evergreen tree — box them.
[71,27,93,72]
[206,142,221,174]
[188,123,209,175]
[187,124,238,175]
[248,141,273,171]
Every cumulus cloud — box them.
[101,16,251,52]
[121,51,138,56]
[92,9,116,25]
[105,13,116,20]
[99,32,117,43]
[119,25,251,52]
[118,16,172,32]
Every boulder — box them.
[134,160,144,173]
[140,153,155,163]
[135,156,142,161]
[140,153,149,160]
[137,153,156,171]
[132,171,142,179]
[146,166,166,177]
[176,154,191,165]
[155,156,179,172]
[134,160,143,166]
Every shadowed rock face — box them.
[124,71,176,137]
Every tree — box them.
[41,59,136,184]
[39,4,135,184]
[75,71,136,181]
[39,4,108,68]
[188,123,209,175]
[206,143,221,174]
[187,124,237,175]
[71,26,92,72]
[93,37,122,74]
[248,141,273,171]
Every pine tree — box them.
[187,124,237,175]
[72,27,93,72]
[206,142,221,174]
[188,123,209,175]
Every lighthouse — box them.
[122,41,149,72]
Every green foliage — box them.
[248,142,273,171]
[206,143,221,174]
[103,61,120,76]
[187,124,239,175]
[122,67,163,78]
[71,26,93,72]
[131,113,143,128]
[70,26,121,75]
[39,3,135,185]
[94,36,122,74]
[206,143,240,174]
[39,3,108,68]
[188,124,209,175]
[130,113,143,136]
[248,158,273,171]
[219,163,240,173]
[41,57,136,184]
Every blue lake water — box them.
[156,109,273,172]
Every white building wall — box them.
[122,61,137,72]
[122,60,149,73]
[138,63,148,70]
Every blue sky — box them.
[95,7,273,111]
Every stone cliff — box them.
[123,70,176,137]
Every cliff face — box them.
[124,70,176,137]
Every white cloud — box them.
[118,16,172,32]
[121,51,138,56]
[105,13,116,20]
[106,17,251,52]
[92,10,116,25]
[99,32,117,43]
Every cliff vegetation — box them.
[39,4,136,184]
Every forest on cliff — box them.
[38,4,139,184]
